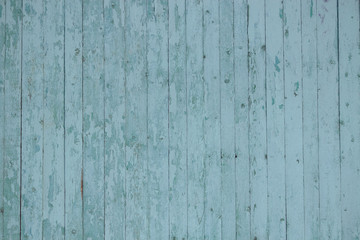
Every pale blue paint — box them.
[0,0,359,239]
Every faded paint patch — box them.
[274,56,280,72]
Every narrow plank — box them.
[124,1,148,239]
[168,0,187,238]
[104,0,126,239]
[64,0,83,238]
[146,0,169,239]
[339,0,360,238]
[283,0,304,238]
[186,0,205,238]
[203,0,221,238]
[219,0,235,238]
[248,0,267,239]
[265,0,286,239]
[21,0,44,238]
[317,0,341,238]
[42,0,65,238]
[3,0,22,239]
[302,0,320,238]
[0,0,5,237]
[82,0,105,238]
[234,0,250,238]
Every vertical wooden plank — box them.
[234,0,250,238]
[104,0,126,239]
[219,0,235,239]
[284,0,304,239]
[146,0,169,239]
[248,0,267,239]
[339,0,360,238]
[203,0,221,239]
[265,0,286,239]
[21,0,44,238]
[64,0,83,238]
[0,0,5,237]
[168,0,187,238]
[302,0,320,239]
[3,0,22,239]
[186,0,205,238]
[317,0,341,238]
[82,0,105,238]
[42,0,65,238]
[124,1,148,239]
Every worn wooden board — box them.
[3,0,22,239]
[21,0,44,238]
[104,0,126,239]
[248,0,268,239]
[284,0,304,238]
[168,0,187,239]
[339,0,360,239]
[302,0,320,239]
[64,0,83,238]
[0,0,359,239]
[203,0,221,239]
[266,0,286,239]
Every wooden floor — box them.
[1,0,360,239]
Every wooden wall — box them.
[0,0,359,239]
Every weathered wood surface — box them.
[0,0,359,239]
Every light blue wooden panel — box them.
[168,0,187,238]
[203,0,221,239]
[284,0,304,238]
[248,0,268,239]
[43,0,65,238]
[339,0,360,239]
[1,0,360,239]
[21,0,44,238]
[0,0,5,238]
[266,0,286,239]
[124,1,148,239]
[64,0,83,238]
[317,0,341,239]
[186,0,205,238]
[104,0,126,239]
[219,1,236,239]
[146,0,169,239]
[302,0,320,239]
[82,0,105,238]
[3,0,22,239]
[234,1,250,238]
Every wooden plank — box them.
[248,0,267,239]
[203,0,221,238]
[124,1,148,239]
[21,0,44,238]
[64,0,83,238]
[283,0,304,238]
[0,0,5,237]
[302,0,319,238]
[168,0,187,238]
[186,0,205,238]
[146,0,169,239]
[219,0,235,239]
[82,0,105,238]
[3,0,22,239]
[317,0,341,238]
[339,0,360,238]
[103,0,126,239]
[42,0,65,238]
[234,0,250,238]
[265,0,285,239]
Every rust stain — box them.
[81,169,83,200]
